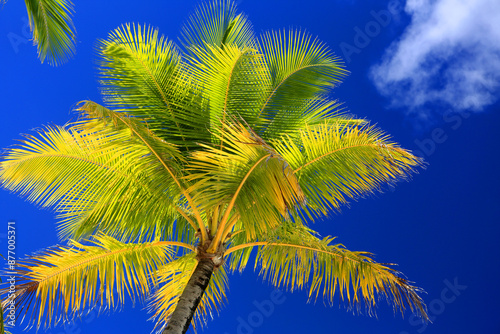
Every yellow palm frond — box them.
[0,105,193,241]
[225,225,428,320]
[149,254,228,332]
[272,121,424,217]
[1,233,192,329]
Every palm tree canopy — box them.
[0,0,428,331]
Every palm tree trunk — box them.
[162,257,215,334]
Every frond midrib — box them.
[258,63,331,117]
[2,152,174,210]
[35,0,50,46]
[28,241,194,287]
[226,241,392,276]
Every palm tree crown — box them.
[0,1,428,333]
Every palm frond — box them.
[0,105,190,241]
[77,101,208,240]
[24,0,76,65]
[256,29,348,136]
[272,121,424,217]
[180,0,255,54]
[261,98,362,142]
[185,43,270,144]
[149,254,228,331]
[225,225,428,320]
[0,301,6,334]
[97,23,209,149]
[0,233,187,329]
[185,119,305,242]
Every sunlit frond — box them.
[0,104,192,241]
[186,119,305,241]
[149,254,228,331]
[272,121,424,217]
[180,0,255,53]
[256,29,348,136]
[0,233,188,329]
[77,101,208,241]
[24,0,76,65]
[98,23,210,149]
[225,225,428,320]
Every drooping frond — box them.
[77,101,208,239]
[24,0,76,65]
[149,254,228,331]
[185,43,270,143]
[186,119,305,242]
[97,23,211,150]
[272,121,424,217]
[0,233,189,329]
[0,104,190,241]
[180,0,255,53]
[225,226,428,320]
[256,29,348,137]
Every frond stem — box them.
[225,241,381,270]
[207,154,270,253]
[175,208,198,231]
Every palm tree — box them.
[3,0,76,65]
[0,1,428,333]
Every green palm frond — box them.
[97,24,209,149]
[0,233,188,329]
[186,119,305,242]
[77,101,207,238]
[272,121,424,217]
[149,253,228,331]
[256,29,348,137]
[226,225,428,319]
[24,0,76,65]
[180,0,255,53]
[185,43,270,143]
[0,104,190,241]
[260,98,363,142]
[0,300,6,334]
[0,300,12,334]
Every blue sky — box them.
[1,0,499,333]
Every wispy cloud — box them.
[370,0,500,115]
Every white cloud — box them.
[370,0,500,115]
